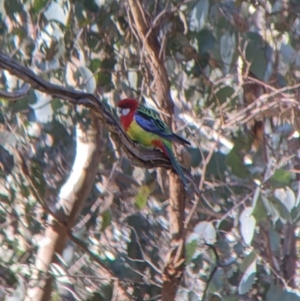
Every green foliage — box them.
[4,0,23,15]
[252,196,268,223]
[245,32,268,80]
[210,86,237,106]
[29,160,46,198]
[226,147,250,179]
[134,185,150,209]
[31,0,48,14]
[266,285,300,301]
[239,251,256,273]
[100,210,112,231]
[206,152,227,178]
[269,169,293,187]
[186,239,198,264]
[9,90,37,113]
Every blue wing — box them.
[135,105,191,145]
[135,108,173,138]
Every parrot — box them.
[117,98,191,190]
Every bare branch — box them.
[0,83,30,100]
[127,1,189,300]
[0,51,182,174]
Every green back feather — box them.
[137,105,173,135]
[137,105,190,146]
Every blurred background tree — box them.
[0,0,300,300]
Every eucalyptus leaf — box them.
[261,195,280,223]
[245,32,268,80]
[79,66,97,93]
[44,1,70,25]
[274,187,295,212]
[226,148,250,179]
[269,169,293,187]
[239,207,256,245]
[193,221,216,244]
[220,32,235,71]
[266,285,300,301]
[186,238,198,264]
[134,185,150,209]
[190,0,209,31]
[238,257,256,295]
[101,210,112,231]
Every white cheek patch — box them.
[121,108,130,116]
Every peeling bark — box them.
[128,1,187,299]
[25,117,103,301]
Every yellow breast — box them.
[127,119,160,147]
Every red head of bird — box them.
[117,98,139,130]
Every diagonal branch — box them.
[0,51,197,192]
[0,83,30,100]
[0,49,193,300]
[0,51,173,171]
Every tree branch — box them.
[127,1,188,300]
[0,83,30,100]
[0,51,174,171]
[0,51,189,300]
[22,116,130,301]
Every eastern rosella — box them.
[117,98,190,190]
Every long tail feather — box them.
[172,133,191,146]
[161,143,190,191]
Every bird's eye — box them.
[121,108,130,116]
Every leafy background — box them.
[0,0,300,300]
